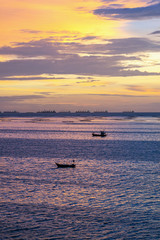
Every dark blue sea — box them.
[0,116,160,239]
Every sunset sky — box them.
[0,0,160,112]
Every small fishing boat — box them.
[55,160,76,168]
[92,131,107,137]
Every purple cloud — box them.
[0,39,59,57]
[150,30,160,34]
[94,3,160,20]
[0,37,160,78]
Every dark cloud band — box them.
[94,3,160,20]
[0,37,160,78]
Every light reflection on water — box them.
[0,117,160,239]
[0,117,160,141]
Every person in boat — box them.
[100,131,105,135]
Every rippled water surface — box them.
[0,116,160,239]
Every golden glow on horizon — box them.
[0,75,159,98]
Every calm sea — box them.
[0,116,160,239]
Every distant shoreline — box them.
[0,111,160,118]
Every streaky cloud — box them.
[101,37,160,54]
[94,3,160,20]
[0,39,59,57]
[0,37,160,78]
[76,79,98,84]
[0,95,45,102]
[0,56,159,78]
[20,29,42,34]
[126,85,147,92]
[1,76,66,81]
[150,30,160,34]
[81,36,99,40]
[126,85,160,93]
[89,93,151,98]
[1,37,160,57]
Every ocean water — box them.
[0,116,160,239]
